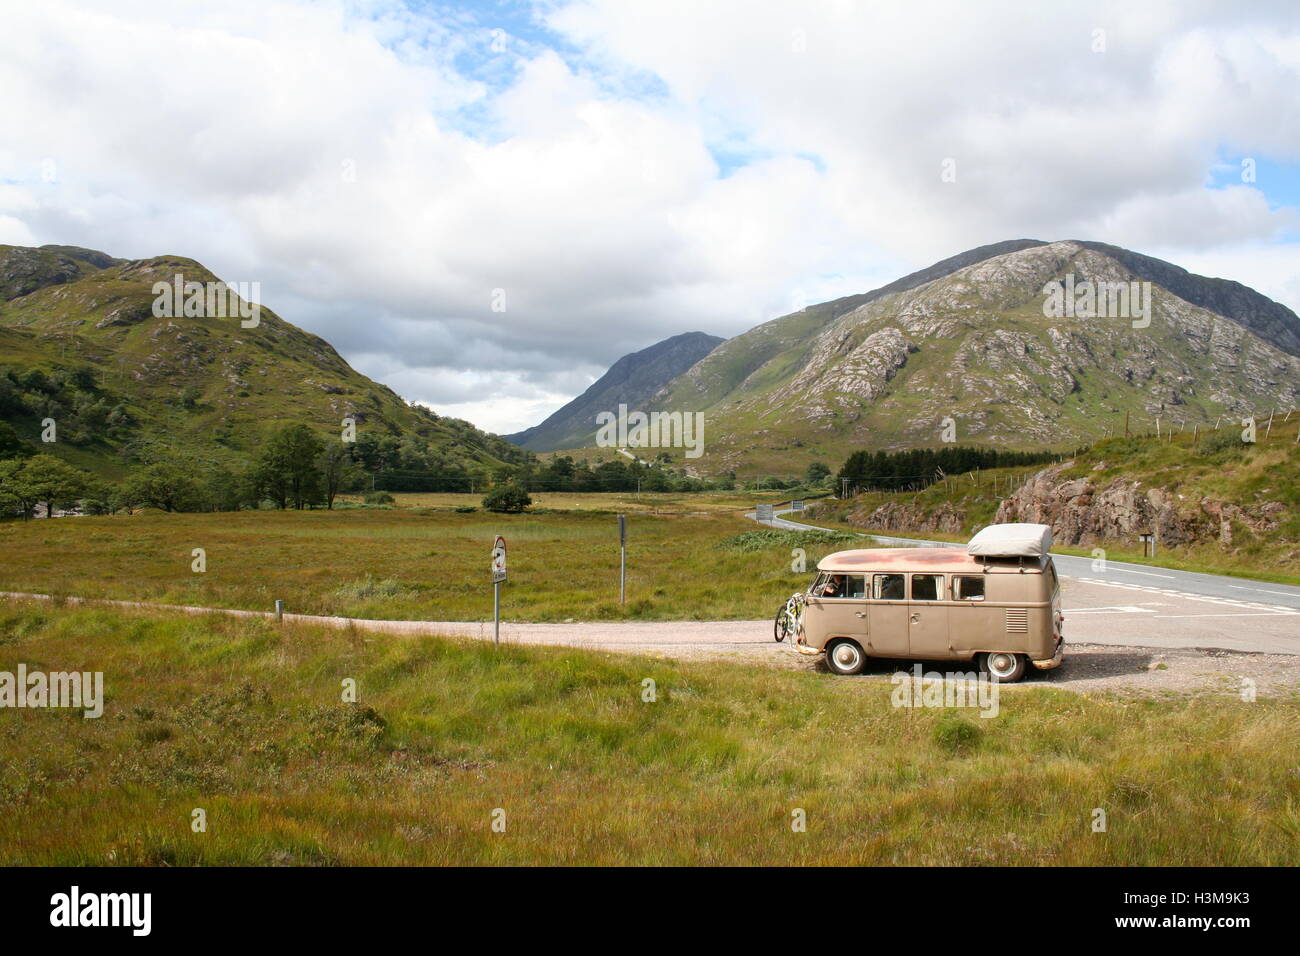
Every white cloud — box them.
[1,0,1297,433]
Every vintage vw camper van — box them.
[794,523,1064,682]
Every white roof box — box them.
[966,523,1053,558]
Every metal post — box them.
[618,513,627,604]
[493,580,500,646]
[275,599,283,622]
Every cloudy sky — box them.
[1,0,1297,433]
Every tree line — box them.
[0,424,367,517]
[836,445,1063,493]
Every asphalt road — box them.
[753,506,1300,655]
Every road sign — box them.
[791,499,805,512]
[492,535,507,583]
[755,503,774,522]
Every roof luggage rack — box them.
[966,523,1053,559]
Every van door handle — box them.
[910,613,919,623]
[854,611,866,618]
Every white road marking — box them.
[1106,568,1176,579]
[1227,585,1299,597]
[1153,612,1300,619]
[1075,577,1297,614]
[1065,606,1157,614]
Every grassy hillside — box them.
[1,602,1295,865]
[0,246,523,479]
[809,418,1300,583]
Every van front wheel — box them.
[825,640,866,675]
[980,652,1026,683]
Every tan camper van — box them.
[793,523,1064,682]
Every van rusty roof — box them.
[816,548,1043,574]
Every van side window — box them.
[953,575,985,601]
[873,573,905,601]
[815,573,865,598]
[911,574,943,601]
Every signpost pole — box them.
[618,514,626,604]
[491,535,507,647]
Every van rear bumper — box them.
[794,637,823,657]
[1032,638,1064,671]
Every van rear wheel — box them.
[825,640,866,675]
[980,652,1026,683]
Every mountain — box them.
[644,240,1300,475]
[505,330,724,451]
[0,244,525,478]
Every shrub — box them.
[1197,431,1246,457]
[333,576,406,601]
[933,712,983,755]
[364,491,395,505]
[715,528,858,553]
[482,484,531,513]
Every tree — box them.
[0,458,36,519]
[69,365,98,390]
[120,462,202,513]
[19,454,90,518]
[319,442,361,510]
[202,466,247,512]
[805,461,831,484]
[0,421,33,461]
[482,484,531,513]
[254,425,325,510]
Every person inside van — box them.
[875,573,905,600]
[819,574,846,597]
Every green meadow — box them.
[1,602,1296,866]
[0,501,848,622]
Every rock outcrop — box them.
[995,462,1287,548]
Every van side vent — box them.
[1004,608,1029,633]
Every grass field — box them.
[0,503,851,622]
[1,602,1295,865]
[340,490,813,513]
